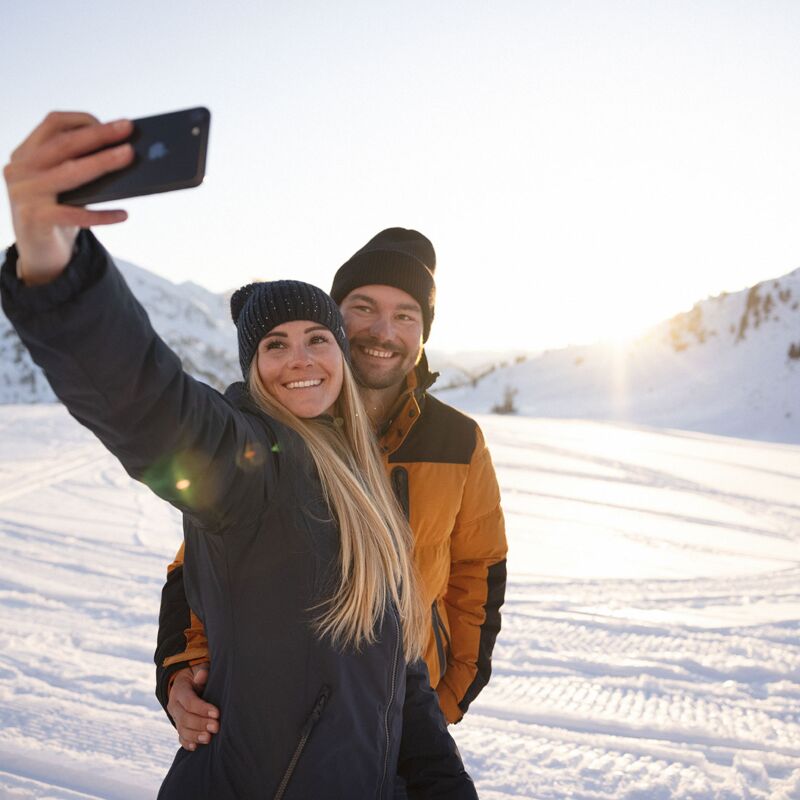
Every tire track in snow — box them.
[0,448,111,506]
[493,437,800,539]
[466,565,800,795]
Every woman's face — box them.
[256,320,344,418]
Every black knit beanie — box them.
[330,228,436,341]
[230,280,350,378]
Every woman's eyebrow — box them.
[263,326,327,338]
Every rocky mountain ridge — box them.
[436,266,800,444]
[3,252,798,443]
[0,256,239,403]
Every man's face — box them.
[339,284,424,390]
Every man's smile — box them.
[361,346,399,360]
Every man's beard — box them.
[349,338,417,391]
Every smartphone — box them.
[58,107,211,206]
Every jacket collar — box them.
[225,381,253,408]
[376,351,439,456]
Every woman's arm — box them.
[1,112,275,528]
[398,659,479,800]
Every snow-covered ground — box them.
[1,406,798,799]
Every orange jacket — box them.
[155,360,507,723]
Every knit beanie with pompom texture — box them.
[230,279,349,378]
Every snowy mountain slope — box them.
[1,407,799,799]
[4,252,799,444]
[0,256,240,403]
[426,349,534,392]
[437,268,800,444]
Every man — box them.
[155,228,507,749]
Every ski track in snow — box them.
[0,406,799,799]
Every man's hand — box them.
[3,111,133,286]
[166,663,220,751]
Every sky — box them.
[2,1,800,352]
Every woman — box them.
[1,112,478,799]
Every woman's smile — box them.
[284,378,324,389]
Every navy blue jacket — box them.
[1,231,478,800]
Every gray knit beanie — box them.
[231,280,349,378]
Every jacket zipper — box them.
[434,601,451,650]
[390,466,410,520]
[272,685,330,800]
[431,601,449,679]
[378,606,401,799]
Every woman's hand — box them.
[3,112,135,286]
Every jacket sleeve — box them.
[153,541,212,720]
[0,231,277,531]
[436,425,507,723]
[398,658,478,800]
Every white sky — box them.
[2,0,800,352]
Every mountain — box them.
[0,256,240,403]
[435,267,800,444]
[426,349,535,392]
[3,253,799,444]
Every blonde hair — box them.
[248,353,426,661]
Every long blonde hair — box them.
[248,353,426,661]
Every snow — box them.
[1,406,798,798]
[435,268,800,445]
